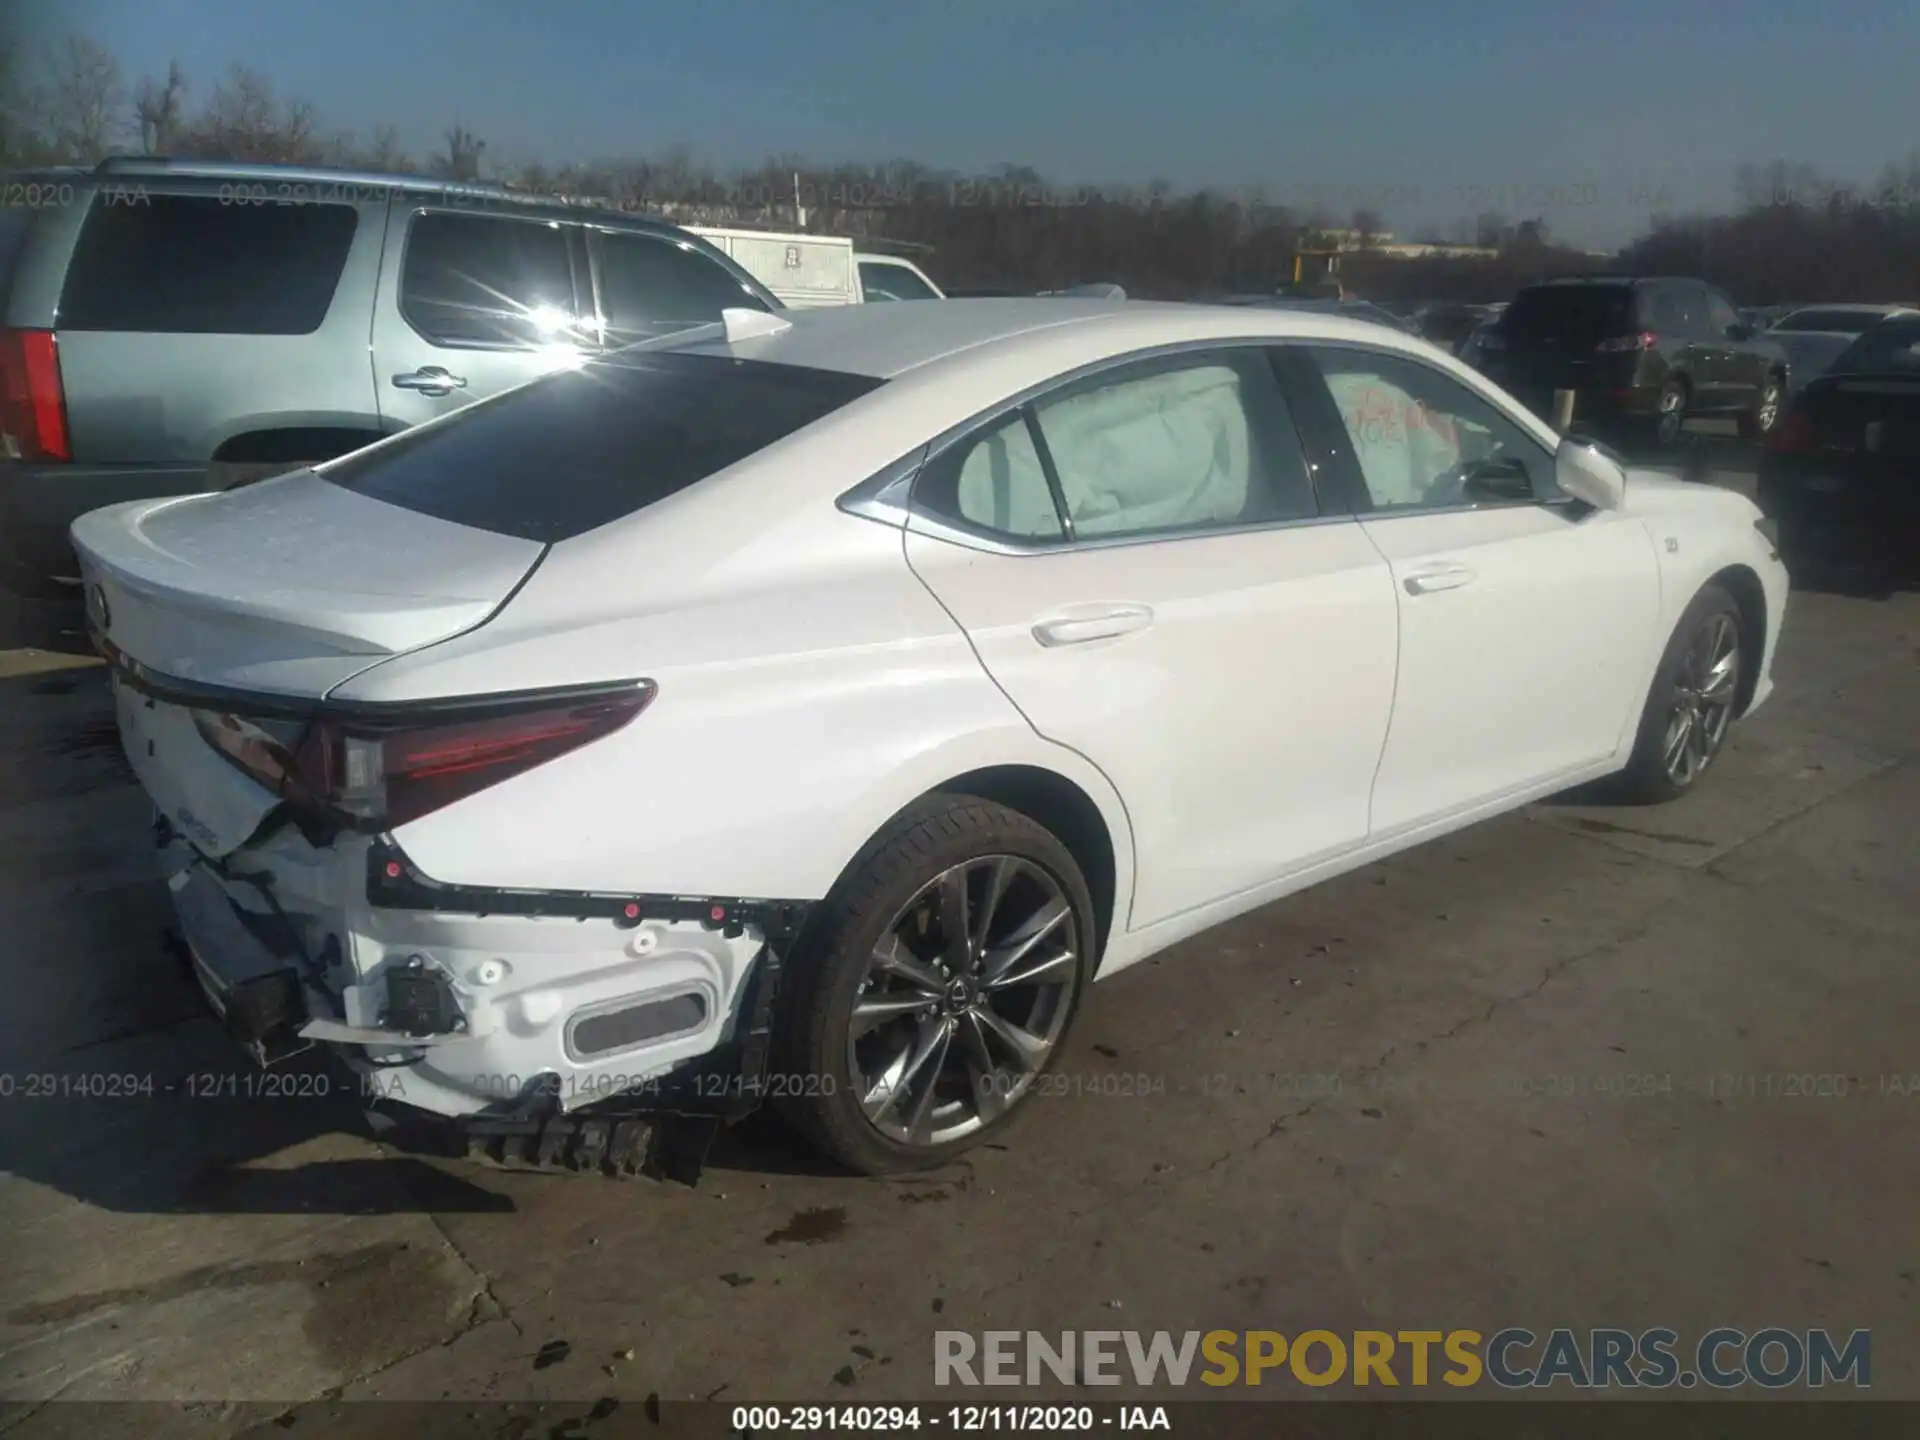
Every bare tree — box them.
[36,34,128,161]
[134,60,188,155]
[435,122,487,181]
[176,64,319,162]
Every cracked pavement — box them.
[0,548,1915,1432]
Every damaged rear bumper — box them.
[159,816,811,1179]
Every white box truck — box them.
[685,226,859,308]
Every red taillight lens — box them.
[1595,331,1659,353]
[0,328,71,461]
[1765,406,1813,453]
[291,684,656,829]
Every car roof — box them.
[649,298,1437,380]
[1782,303,1912,316]
[85,156,691,233]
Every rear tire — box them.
[1738,374,1784,440]
[1613,584,1745,804]
[774,796,1095,1175]
[1652,378,1690,448]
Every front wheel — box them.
[1614,585,1745,803]
[774,797,1095,1174]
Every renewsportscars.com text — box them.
[934,1327,1871,1390]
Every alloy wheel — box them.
[846,855,1080,1149]
[1663,611,1740,786]
[1757,380,1782,433]
[1657,385,1686,444]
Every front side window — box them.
[1706,290,1743,336]
[60,194,357,334]
[400,212,576,349]
[1303,347,1555,512]
[597,230,767,343]
[1028,351,1318,539]
[860,260,939,302]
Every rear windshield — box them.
[60,193,358,334]
[321,352,884,542]
[0,210,28,313]
[1829,321,1920,376]
[1500,285,1633,343]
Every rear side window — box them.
[60,194,356,334]
[321,352,883,542]
[1500,285,1632,345]
[595,230,767,343]
[860,261,939,302]
[401,212,577,348]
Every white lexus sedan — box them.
[72,300,1787,1177]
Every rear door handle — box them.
[1032,605,1154,647]
[391,366,468,397]
[1402,564,1476,596]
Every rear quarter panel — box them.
[333,467,1137,911]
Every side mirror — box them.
[1728,323,1755,341]
[1555,436,1628,510]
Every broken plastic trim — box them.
[364,836,812,944]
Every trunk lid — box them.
[72,468,546,698]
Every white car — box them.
[72,301,1788,1177]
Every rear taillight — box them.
[0,328,71,461]
[1595,331,1659,353]
[197,683,655,829]
[1765,406,1814,453]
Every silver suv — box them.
[0,158,778,595]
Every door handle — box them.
[1032,605,1154,647]
[391,366,468,397]
[1402,564,1475,596]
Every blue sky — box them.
[40,0,1920,247]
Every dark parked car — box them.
[1478,276,1789,445]
[1758,315,1920,584]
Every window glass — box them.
[400,212,576,348]
[1500,284,1632,345]
[1831,320,1920,374]
[1773,308,1882,334]
[915,412,1064,541]
[1306,347,1555,511]
[323,352,881,542]
[860,260,939,301]
[1029,352,1317,538]
[60,194,357,334]
[1705,291,1742,336]
[598,230,767,342]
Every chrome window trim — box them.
[835,331,1578,552]
[837,336,1337,551]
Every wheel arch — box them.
[922,764,1120,958]
[1704,563,1768,717]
